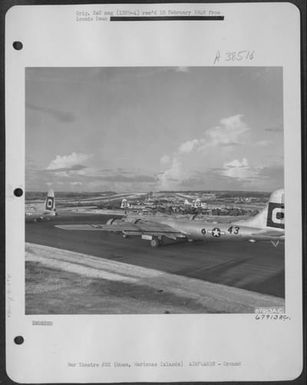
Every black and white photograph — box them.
[25,66,285,314]
[5,2,303,383]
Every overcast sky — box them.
[26,67,283,192]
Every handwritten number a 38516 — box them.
[214,50,255,64]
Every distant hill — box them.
[25,191,116,200]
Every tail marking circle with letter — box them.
[46,198,54,209]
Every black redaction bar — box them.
[111,16,224,21]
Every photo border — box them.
[1,0,306,384]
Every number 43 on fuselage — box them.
[56,189,285,248]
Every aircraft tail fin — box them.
[193,198,201,208]
[239,189,284,229]
[44,190,56,213]
[265,189,285,229]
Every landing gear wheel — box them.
[150,238,160,248]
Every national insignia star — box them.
[212,228,221,237]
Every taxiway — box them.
[25,213,285,298]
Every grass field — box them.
[25,243,284,314]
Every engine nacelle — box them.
[106,218,122,225]
[125,217,142,224]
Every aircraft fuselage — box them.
[156,218,283,241]
[25,211,56,222]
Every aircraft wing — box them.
[55,222,187,241]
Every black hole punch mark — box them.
[13,41,23,50]
[14,336,24,345]
[14,188,23,197]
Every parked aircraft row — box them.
[119,197,209,215]
[55,189,285,248]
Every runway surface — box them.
[25,214,285,298]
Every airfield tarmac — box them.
[25,213,284,298]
